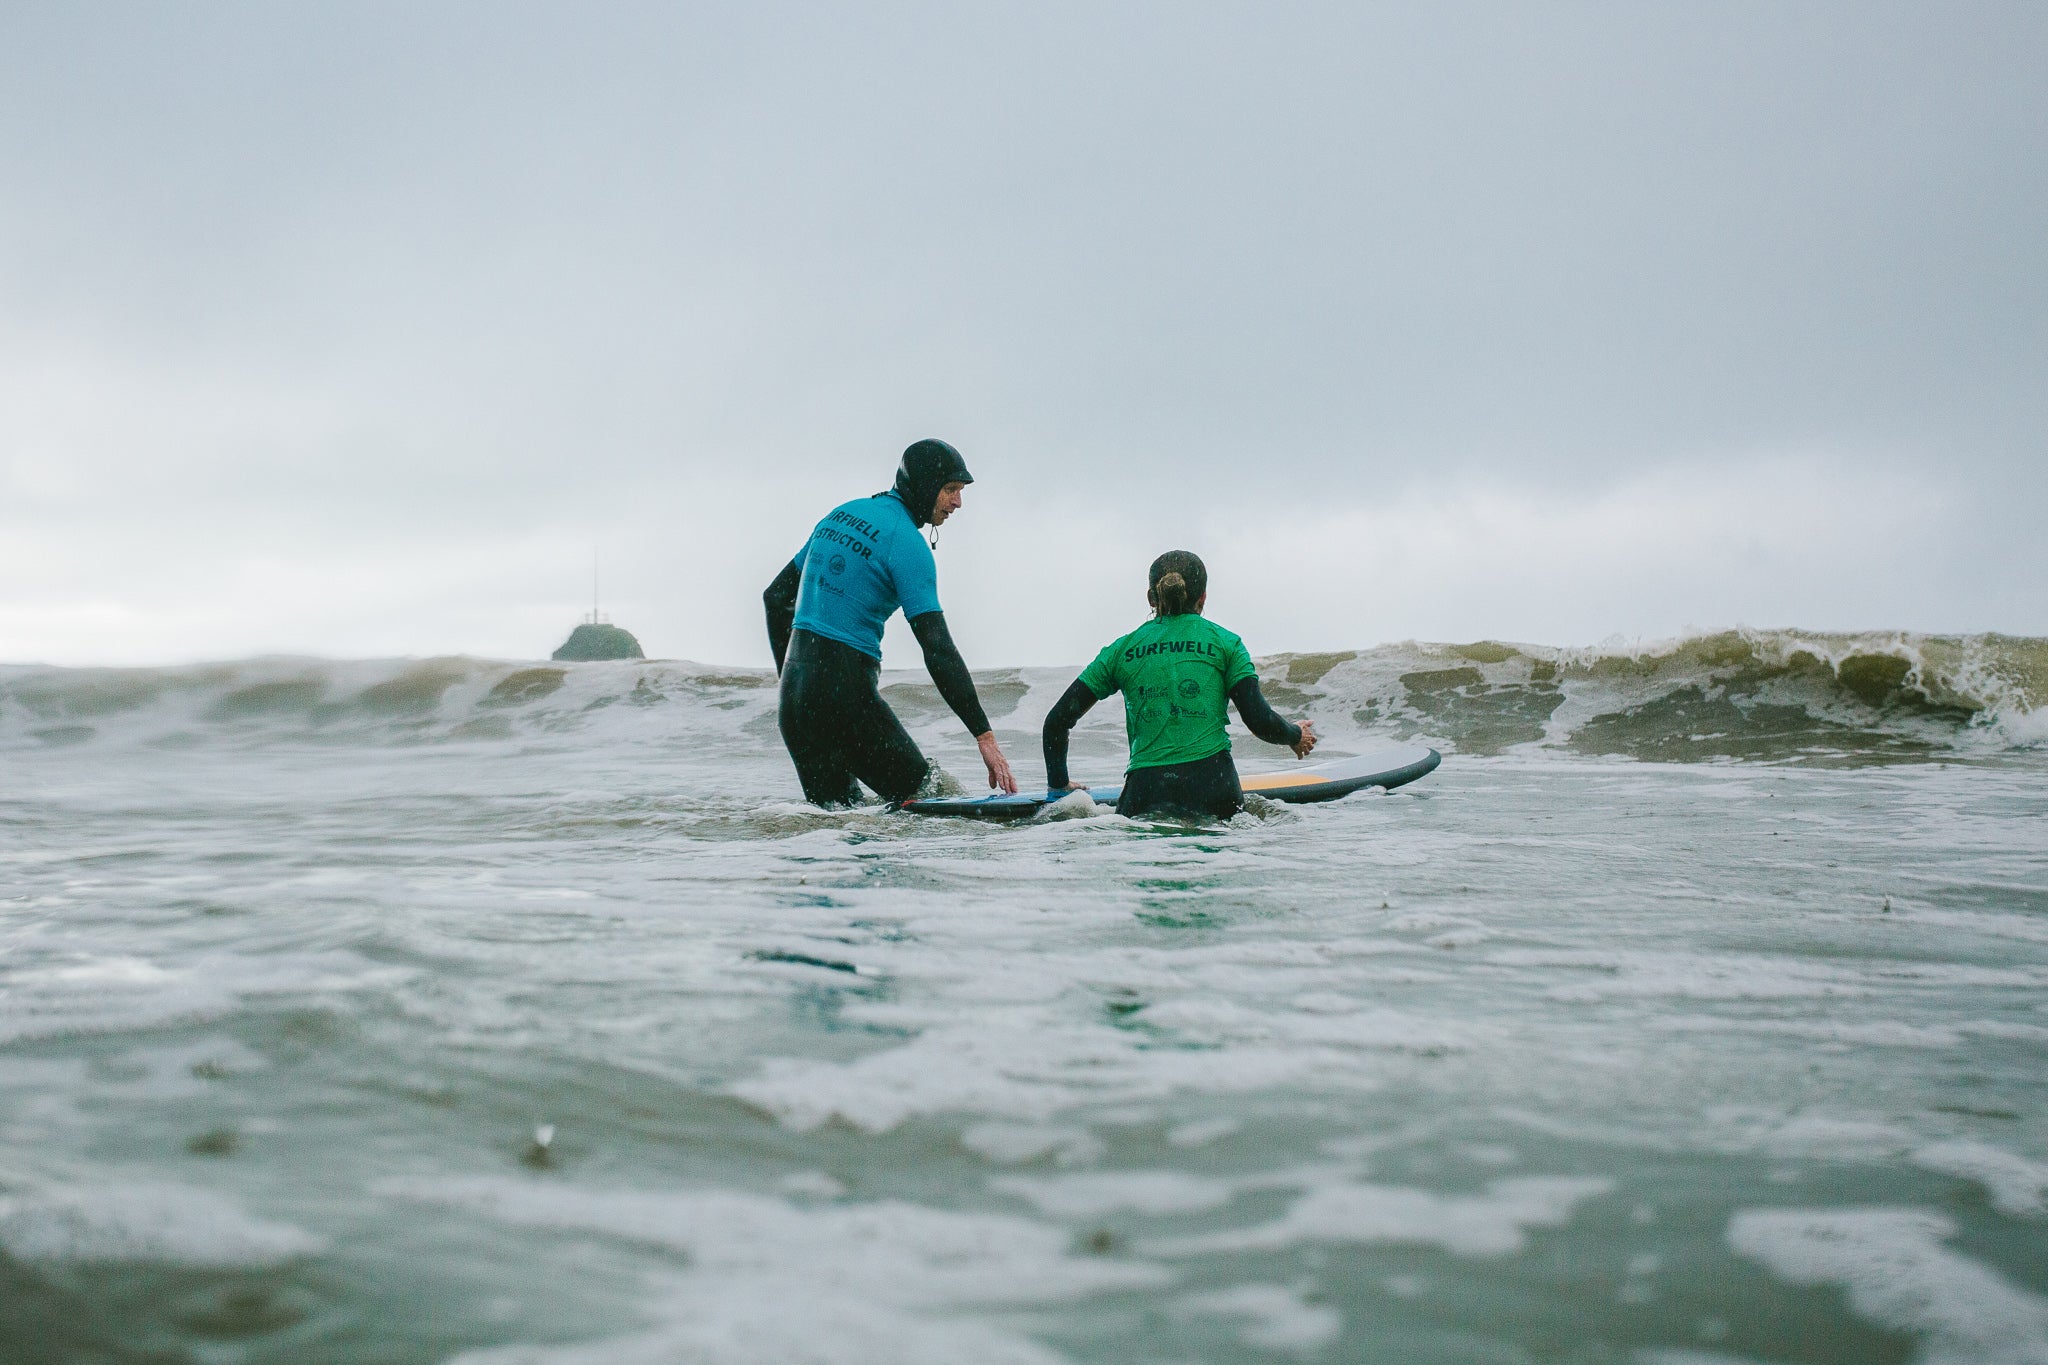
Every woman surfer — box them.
[1041,550,1315,820]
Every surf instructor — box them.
[763,438,1018,807]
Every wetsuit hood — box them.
[892,438,974,527]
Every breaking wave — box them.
[2,629,2042,764]
[1268,628,2048,763]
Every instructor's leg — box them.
[779,706,861,806]
[840,688,932,806]
[778,640,861,807]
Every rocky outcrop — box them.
[551,623,644,661]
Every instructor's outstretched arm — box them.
[1041,678,1099,791]
[909,610,1017,793]
[762,559,802,674]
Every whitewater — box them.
[2,629,2044,1364]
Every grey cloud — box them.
[1,1,2043,661]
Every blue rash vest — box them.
[789,491,941,660]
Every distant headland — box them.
[551,615,643,661]
[554,555,643,660]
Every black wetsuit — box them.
[1042,677,1301,820]
[764,559,988,807]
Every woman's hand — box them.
[978,732,1019,794]
[1291,720,1318,760]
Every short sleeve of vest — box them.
[1222,632,1257,691]
[888,527,942,620]
[1077,640,1122,699]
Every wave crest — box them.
[1271,629,2044,762]
[2,629,2041,763]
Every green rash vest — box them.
[1077,613,1259,773]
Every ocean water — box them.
[2,629,2044,1365]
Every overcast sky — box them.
[3,1,2043,668]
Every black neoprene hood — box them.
[893,438,974,527]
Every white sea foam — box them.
[1728,1207,2048,1364]
[386,1177,1168,1365]
[1651,1016,1966,1049]
[1753,1115,1921,1161]
[1912,1142,2048,1218]
[91,1038,273,1100]
[1145,1176,1611,1258]
[0,1183,325,1267]
[724,918,1488,1135]
[731,1010,1384,1134]
[1506,949,1878,1004]
[991,1171,1235,1218]
[1166,1118,1242,1148]
[1172,1282,1342,1354]
[0,942,406,1047]
[776,1170,849,1201]
[962,1123,1105,1167]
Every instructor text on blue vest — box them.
[762,439,1019,807]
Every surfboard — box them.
[901,743,1442,819]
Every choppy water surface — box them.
[3,634,2045,1364]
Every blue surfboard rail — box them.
[902,746,1441,819]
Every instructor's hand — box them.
[1291,720,1318,760]
[977,732,1019,794]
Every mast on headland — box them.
[586,550,608,626]
[552,547,641,660]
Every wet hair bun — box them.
[1147,552,1205,616]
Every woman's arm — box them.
[1041,678,1100,789]
[1228,676,1306,750]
